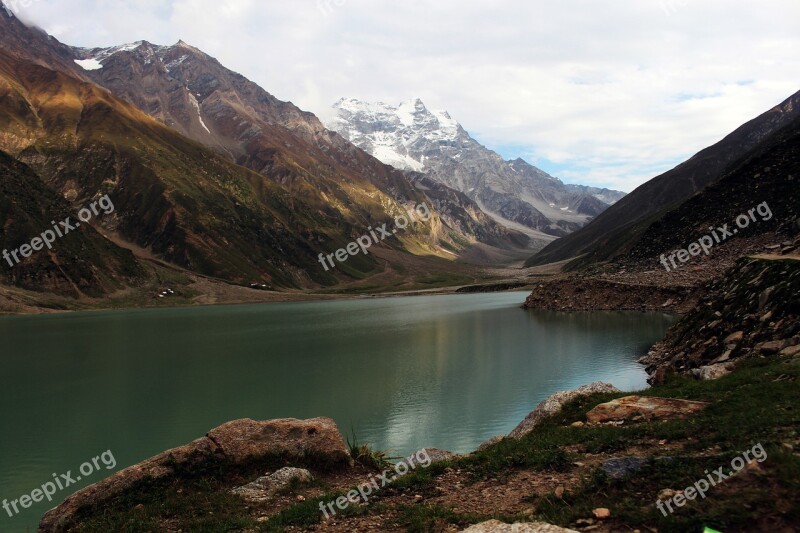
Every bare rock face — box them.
[508,382,620,439]
[461,519,579,532]
[207,418,351,465]
[231,467,313,503]
[39,418,349,532]
[586,396,708,425]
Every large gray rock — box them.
[39,418,350,532]
[508,382,620,439]
[232,467,313,503]
[690,362,735,380]
[461,520,579,532]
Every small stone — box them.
[571,421,585,427]
[555,486,565,498]
[592,508,611,520]
[759,288,774,310]
[724,331,744,344]
[756,340,787,355]
[414,494,424,503]
[658,488,677,501]
[711,349,733,364]
[602,457,648,479]
[780,345,800,358]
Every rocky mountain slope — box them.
[328,98,625,239]
[0,152,142,297]
[528,89,800,268]
[0,9,528,300]
[68,39,526,255]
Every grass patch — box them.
[394,504,483,533]
[347,431,397,470]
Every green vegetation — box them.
[393,504,481,532]
[347,430,397,470]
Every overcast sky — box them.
[11,0,800,192]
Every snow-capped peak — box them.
[328,97,464,172]
[71,40,193,70]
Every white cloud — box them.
[16,0,800,191]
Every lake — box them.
[0,292,675,531]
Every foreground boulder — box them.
[461,520,579,532]
[39,418,350,532]
[207,418,351,464]
[508,382,620,439]
[585,396,708,424]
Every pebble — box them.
[592,508,611,520]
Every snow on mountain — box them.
[74,58,103,70]
[72,41,183,70]
[329,98,462,172]
[328,98,626,239]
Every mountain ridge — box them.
[0,14,531,304]
[328,97,626,240]
[527,88,800,268]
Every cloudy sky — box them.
[11,0,800,192]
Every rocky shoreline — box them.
[38,384,720,532]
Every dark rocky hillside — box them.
[622,118,800,268]
[528,89,800,268]
[0,151,142,297]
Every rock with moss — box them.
[39,418,350,532]
[507,382,620,439]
